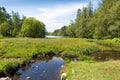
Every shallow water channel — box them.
[90,50,120,61]
[12,57,65,80]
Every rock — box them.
[25,76,30,80]
[0,77,11,80]
[61,65,64,68]
[61,73,67,80]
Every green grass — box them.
[63,60,120,80]
[0,59,23,76]
[94,38,120,51]
[0,38,111,58]
[0,38,119,76]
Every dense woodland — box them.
[0,8,45,38]
[0,0,120,39]
[53,0,120,39]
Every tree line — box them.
[0,7,46,38]
[53,0,120,39]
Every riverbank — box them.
[0,38,120,77]
[62,38,120,80]
[63,60,120,80]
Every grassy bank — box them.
[94,38,120,51]
[63,60,120,80]
[0,38,119,76]
[62,38,120,80]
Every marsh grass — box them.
[0,60,23,77]
[94,38,120,51]
[0,38,119,76]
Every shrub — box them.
[112,38,120,43]
[20,17,46,38]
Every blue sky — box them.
[0,0,101,32]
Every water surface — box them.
[12,57,64,80]
[45,35,62,38]
[90,50,120,61]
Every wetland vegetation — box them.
[0,38,120,79]
[0,0,120,80]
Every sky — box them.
[0,0,101,32]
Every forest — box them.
[0,8,45,38]
[0,0,120,39]
[53,0,120,39]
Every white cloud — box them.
[37,8,49,13]
[37,3,87,21]
[27,3,88,32]
[1,0,100,32]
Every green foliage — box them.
[94,38,120,51]
[61,50,80,58]
[0,60,22,75]
[0,38,119,76]
[20,17,46,38]
[53,26,68,36]
[53,29,61,36]
[0,7,13,37]
[64,61,120,80]
[0,21,12,37]
[11,11,22,37]
[79,54,94,62]
[66,22,77,37]
[53,0,120,39]
[112,38,120,43]
[0,7,24,37]
[0,34,3,39]
[0,7,11,24]
[0,7,46,38]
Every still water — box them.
[45,35,69,38]
[12,57,64,80]
[90,50,120,61]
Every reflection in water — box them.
[13,57,64,80]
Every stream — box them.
[2,50,120,80]
[90,50,120,61]
[12,57,64,80]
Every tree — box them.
[0,7,11,24]
[108,1,120,38]
[53,29,61,36]
[93,0,119,39]
[0,21,12,37]
[20,17,46,38]
[11,11,22,36]
[87,1,93,18]
[67,21,76,37]
[60,26,68,36]
[0,7,12,37]
[52,0,120,39]
[75,4,93,38]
